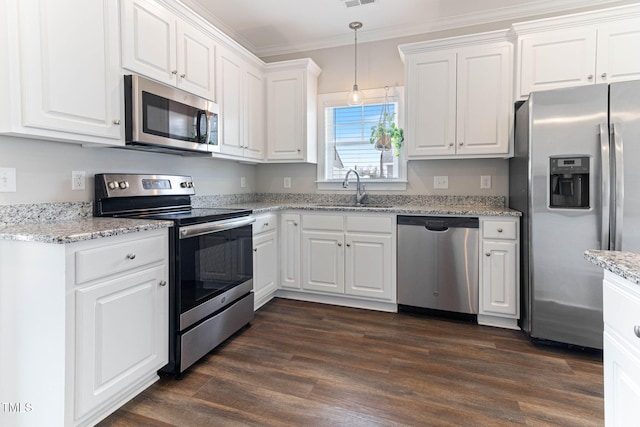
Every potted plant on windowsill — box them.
[370,111,404,156]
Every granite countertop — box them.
[0,217,173,244]
[221,202,521,217]
[584,250,640,285]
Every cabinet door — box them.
[244,65,265,160]
[302,230,344,294]
[518,28,597,97]
[480,240,517,316]
[18,0,122,141]
[217,47,244,156]
[121,0,177,87]
[597,19,640,84]
[176,20,216,100]
[74,265,168,419]
[406,51,457,157]
[457,44,512,156]
[280,214,301,289]
[345,233,393,301]
[266,69,305,160]
[253,230,277,309]
[604,331,640,427]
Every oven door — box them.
[177,216,255,330]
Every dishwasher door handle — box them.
[425,225,449,232]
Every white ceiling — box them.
[179,0,634,57]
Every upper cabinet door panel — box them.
[121,0,177,87]
[597,18,640,84]
[406,51,457,157]
[457,44,512,155]
[176,21,216,101]
[518,28,596,97]
[266,70,304,160]
[18,0,122,140]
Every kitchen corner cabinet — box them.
[121,0,216,101]
[280,213,301,289]
[478,217,520,329]
[216,45,265,161]
[0,228,168,427]
[512,6,640,99]
[603,271,640,426]
[0,0,123,145]
[264,59,321,163]
[253,213,278,309]
[399,30,513,159]
[301,213,395,302]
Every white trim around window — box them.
[316,86,407,191]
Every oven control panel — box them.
[95,174,195,198]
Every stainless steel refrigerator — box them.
[510,80,640,350]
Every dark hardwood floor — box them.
[99,298,604,427]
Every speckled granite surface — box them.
[584,250,640,285]
[0,201,93,227]
[0,218,173,244]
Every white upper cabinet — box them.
[264,59,321,163]
[0,0,123,145]
[512,5,640,99]
[215,45,264,161]
[399,30,513,159]
[121,0,216,101]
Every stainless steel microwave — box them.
[124,74,219,155]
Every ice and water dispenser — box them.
[549,156,590,208]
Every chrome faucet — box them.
[343,169,367,205]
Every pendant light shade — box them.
[347,21,364,106]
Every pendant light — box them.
[347,21,364,106]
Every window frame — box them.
[316,87,407,191]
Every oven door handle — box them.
[179,216,255,239]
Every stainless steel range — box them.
[94,173,255,375]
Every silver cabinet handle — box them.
[485,252,491,257]
[588,74,594,80]
[126,253,136,260]
[180,73,186,78]
[159,280,167,287]
[459,142,464,146]
[337,243,342,247]
[253,248,258,252]
[601,72,607,79]
[497,228,503,233]
[346,243,351,247]
[112,119,121,125]
[293,222,298,226]
[264,222,269,227]
[171,70,178,75]
[634,325,640,338]
[449,143,454,147]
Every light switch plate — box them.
[283,177,291,188]
[240,177,246,188]
[434,176,448,189]
[0,167,17,192]
[480,175,492,189]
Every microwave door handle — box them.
[195,110,206,143]
[600,123,611,250]
[612,123,624,251]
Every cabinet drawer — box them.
[76,234,166,284]
[482,220,517,240]
[303,214,343,231]
[346,215,393,233]
[253,213,277,235]
[604,278,640,354]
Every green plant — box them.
[370,112,404,156]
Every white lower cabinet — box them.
[0,228,168,427]
[297,213,396,307]
[478,217,520,329]
[603,271,640,426]
[280,213,301,289]
[253,213,278,309]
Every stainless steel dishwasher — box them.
[397,216,479,315]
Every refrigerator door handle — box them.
[600,123,611,250]
[612,122,624,251]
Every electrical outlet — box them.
[240,177,246,188]
[0,167,17,192]
[434,176,448,189]
[283,177,291,189]
[480,175,492,189]
[72,171,86,191]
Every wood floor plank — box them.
[99,298,604,427]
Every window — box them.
[317,87,406,191]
